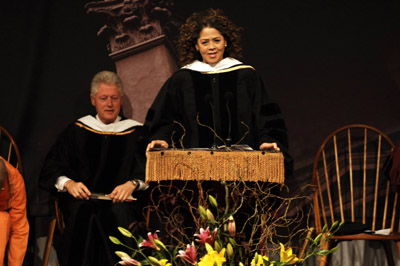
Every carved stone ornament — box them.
[85,0,179,54]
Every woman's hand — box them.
[108,181,136,203]
[146,140,169,152]
[64,180,91,200]
[259,142,280,151]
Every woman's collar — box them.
[181,57,243,72]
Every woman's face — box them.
[196,27,227,65]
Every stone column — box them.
[85,0,180,123]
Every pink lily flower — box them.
[177,243,197,265]
[115,251,141,266]
[139,231,160,250]
[194,227,217,245]
[119,257,141,266]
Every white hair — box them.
[90,71,123,96]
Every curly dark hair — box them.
[178,8,243,66]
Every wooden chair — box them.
[0,125,22,174]
[0,125,23,264]
[42,198,64,266]
[312,124,400,266]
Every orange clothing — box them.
[0,157,29,266]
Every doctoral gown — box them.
[145,63,293,175]
[40,116,147,266]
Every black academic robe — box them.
[39,118,147,266]
[145,65,293,176]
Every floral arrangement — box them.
[110,181,341,266]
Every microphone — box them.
[224,92,233,148]
[204,94,218,149]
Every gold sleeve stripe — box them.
[201,65,255,74]
[75,122,136,135]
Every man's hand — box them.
[108,181,136,203]
[259,142,280,151]
[146,140,168,152]
[64,180,91,200]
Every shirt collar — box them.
[95,115,121,125]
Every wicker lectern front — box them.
[146,149,285,183]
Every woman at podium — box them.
[145,8,292,176]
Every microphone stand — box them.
[224,92,233,148]
[204,94,218,150]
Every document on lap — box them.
[89,193,137,201]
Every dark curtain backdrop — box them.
[1,0,400,264]
[0,0,115,216]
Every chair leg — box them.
[394,241,400,266]
[381,240,395,266]
[42,218,57,266]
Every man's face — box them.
[90,83,122,124]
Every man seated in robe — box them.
[0,157,29,266]
[39,71,148,266]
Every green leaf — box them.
[321,224,328,233]
[315,249,331,256]
[330,246,339,253]
[228,237,237,246]
[172,246,179,257]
